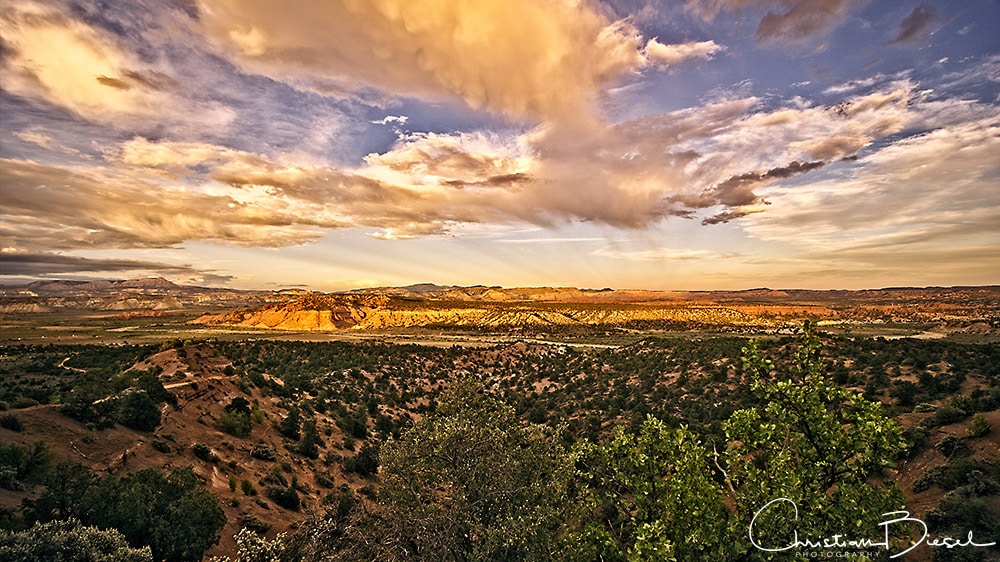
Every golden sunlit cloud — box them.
[0,0,232,130]
[197,0,646,122]
[5,82,987,256]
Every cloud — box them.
[742,113,1000,278]
[196,0,646,122]
[644,39,724,68]
[0,251,207,277]
[685,0,866,45]
[889,2,937,45]
[593,247,723,261]
[12,129,86,157]
[371,115,409,126]
[0,157,331,251]
[2,80,977,251]
[0,0,233,131]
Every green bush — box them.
[0,441,52,488]
[968,413,991,438]
[0,518,153,562]
[115,391,161,432]
[936,435,971,459]
[0,413,23,432]
[78,467,226,562]
[239,479,256,496]
[266,486,300,511]
[191,443,219,464]
[239,514,271,534]
[215,410,251,438]
[250,441,276,461]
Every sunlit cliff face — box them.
[1,0,998,290]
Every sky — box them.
[1,0,998,291]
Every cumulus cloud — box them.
[0,0,232,131]
[889,2,937,45]
[2,80,978,254]
[644,39,724,68]
[196,0,646,122]
[686,0,866,44]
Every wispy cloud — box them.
[685,0,867,45]
[743,112,1000,279]
[888,2,937,45]
[0,250,215,278]
[593,247,728,261]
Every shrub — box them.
[266,486,300,511]
[239,514,271,534]
[191,443,219,463]
[250,441,277,461]
[913,466,947,493]
[240,479,256,496]
[279,406,301,440]
[296,419,322,459]
[949,394,975,414]
[936,435,971,459]
[115,391,161,432]
[0,413,22,432]
[967,413,991,438]
[11,396,39,409]
[0,441,53,487]
[215,410,251,438]
[351,441,379,477]
[0,518,153,562]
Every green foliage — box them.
[278,406,301,440]
[216,410,252,438]
[0,518,153,562]
[356,441,379,476]
[115,391,161,432]
[250,441,276,461]
[79,467,226,562]
[191,443,219,463]
[968,413,991,438]
[240,479,256,496]
[0,441,53,490]
[571,417,733,561]
[296,418,322,459]
[366,379,576,560]
[30,461,94,521]
[266,486,300,511]
[936,435,971,459]
[239,514,271,535]
[0,413,23,432]
[725,322,908,556]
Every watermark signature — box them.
[750,498,996,559]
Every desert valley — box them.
[1,279,998,560]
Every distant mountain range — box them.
[23,277,183,293]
